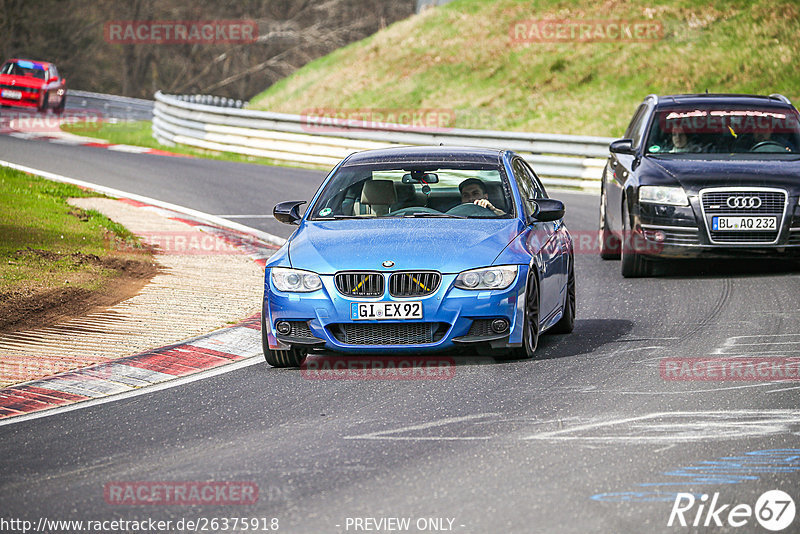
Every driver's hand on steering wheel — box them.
[473,198,505,215]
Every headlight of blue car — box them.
[454,265,518,290]
[271,267,323,292]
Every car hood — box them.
[288,218,524,274]
[0,74,44,89]
[643,156,800,192]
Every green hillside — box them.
[249,0,800,137]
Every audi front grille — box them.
[701,191,785,215]
[700,188,787,244]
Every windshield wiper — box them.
[315,215,362,220]
[401,212,466,219]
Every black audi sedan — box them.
[600,93,800,276]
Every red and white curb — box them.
[6,129,189,157]
[0,161,287,424]
[0,316,263,421]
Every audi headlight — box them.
[639,186,689,206]
[271,267,322,292]
[454,265,518,290]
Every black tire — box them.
[549,254,575,334]
[54,94,66,115]
[599,186,621,259]
[508,274,539,359]
[38,92,49,113]
[620,198,650,278]
[261,312,307,367]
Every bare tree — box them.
[0,0,414,100]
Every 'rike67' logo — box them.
[668,490,795,531]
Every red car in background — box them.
[0,58,66,113]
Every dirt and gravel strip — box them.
[0,197,265,387]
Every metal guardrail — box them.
[171,94,245,109]
[68,90,154,121]
[153,91,613,190]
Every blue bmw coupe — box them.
[262,146,575,366]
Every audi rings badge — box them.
[726,196,762,209]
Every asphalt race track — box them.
[1,135,799,533]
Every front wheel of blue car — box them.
[508,274,539,359]
[549,254,575,334]
[261,312,307,367]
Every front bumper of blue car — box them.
[263,267,529,354]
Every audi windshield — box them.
[645,106,800,156]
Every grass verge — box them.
[0,165,155,332]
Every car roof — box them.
[652,93,794,109]
[341,145,506,166]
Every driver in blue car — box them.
[459,178,506,215]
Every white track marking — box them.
[47,138,84,145]
[610,383,784,394]
[524,410,800,443]
[725,334,800,340]
[711,333,800,355]
[344,411,800,443]
[652,444,676,454]
[106,144,152,153]
[767,385,800,394]
[608,345,665,354]
[344,413,500,441]
[727,342,800,346]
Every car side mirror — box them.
[273,200,306,225]
[530,199,565,222]
[609,138,635,156]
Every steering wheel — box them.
[446,202,496,217]
[751,140,787,152]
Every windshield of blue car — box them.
[308,164,515,220]
[644,106,800,156]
